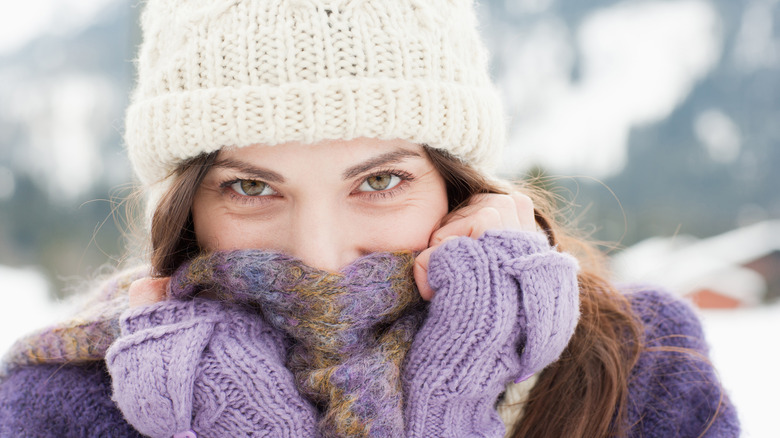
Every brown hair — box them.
[148,146,643,436]
[150,150,219,277]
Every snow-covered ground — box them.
[700,305,780,437]
[1,264,777,436]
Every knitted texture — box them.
[402,231,581,436]
[622,287,741,437]
[127,0,505,190]
[1,289,741,438]
[0,362,143,438]
[168,249,425,437]
[106,298,319,438]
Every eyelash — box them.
[218,178,278,205]
[356,168,415,200]
[217,168,415,205]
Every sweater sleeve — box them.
[625,288,740,437]
[402,230,580,437]
[105,298,319,438]
[0,362,143,438]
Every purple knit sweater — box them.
[0,231,739,437]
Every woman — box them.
[0,1,738,437]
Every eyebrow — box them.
[212,148,423,183]
[212,158,286,183]
[342,149,422,179]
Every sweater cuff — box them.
[478,229,552,259]
[414,232,527,390]
[424,229,580,382]
[120,299,225,335]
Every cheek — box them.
[366,199,448,251]
[192,196,279,252]
[386,220,438,250]
[194,212,284,251]
[191,202,227,251]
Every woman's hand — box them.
[414,193,537,300]
[128,277,169,308]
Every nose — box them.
[285,199,360,272]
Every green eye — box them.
[230,180,275,196]
[359,174,402,192]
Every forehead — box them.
[218,138,426,164]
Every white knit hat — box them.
[126,0,506,188]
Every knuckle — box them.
[474,193,512,208]
[511,192,534,209]
[468,193,490,205]
[474,193,521,212]
[475,206,502,223]
[492,194,517,210]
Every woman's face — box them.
[192,138,449,272]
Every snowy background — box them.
[1,0,779,435]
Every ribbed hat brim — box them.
[126,78,504,185]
